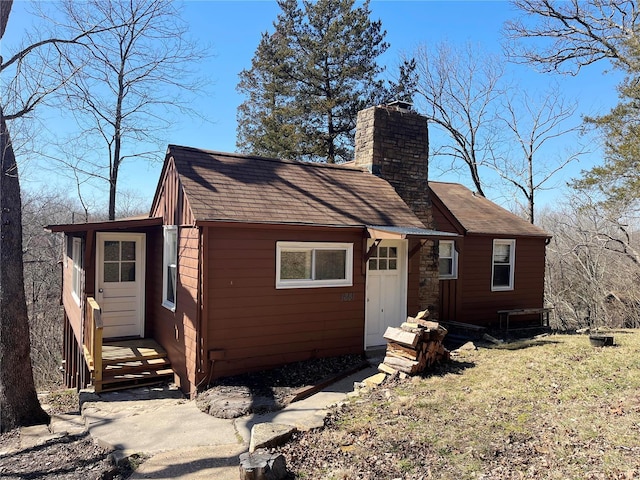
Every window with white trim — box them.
[71,237,83,304]
[276,242,353,289]
[492,239,515,291]
[162,226,178,310]
[439,240,457,279]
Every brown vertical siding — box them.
[439,280,458,321]
[432,196,464,323]
[146,225,201,396]
[150,157,195,226]
[205,225,365,379]
[62,236,83,344]
[456,236,546,327]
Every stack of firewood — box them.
[378,310,450,376]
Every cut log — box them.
[239,450,288,480]
[383,355,420,374]
[387,342,420,360]
[383,327,420,348]
[416,309,430,319]
[378,363,397,375]
[401,322,420,331]
[415,319,441,330]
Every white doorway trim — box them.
[364,239,408,348]
[95,232,146,338]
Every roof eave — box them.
[46,216,163,233]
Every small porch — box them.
[81,297,174,393]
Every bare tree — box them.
[49,0,207,220]
[412,42,505,196]
[505,0,639,73]
[540,193,640,331]
[22,190,79,389]
[0,0,118,432]
[495,87,586,224]
[0,0,80,432]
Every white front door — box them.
[96,233,145,339]
[365,240,407,347]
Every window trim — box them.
[162,225,178,311]
[276,241,353,289]
[491,239,515,291]
[438,240,458,280]
[71,237,83,305]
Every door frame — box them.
[364,239,408,348]
[95,232,146,338]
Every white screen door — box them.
[96,233,145,338]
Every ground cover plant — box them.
[279,331,640,479]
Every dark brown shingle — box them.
[169,145,426,228]
[429,181,550,237]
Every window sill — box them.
[162,300,176,312]
[491,286,514,292]
[276,280,353,289]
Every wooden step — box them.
[102,340,168,366]
[103,357,171,376]
[96,339,174,393]
[96,368,174,392]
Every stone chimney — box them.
[354,102,432,228]
[355,102,438,316]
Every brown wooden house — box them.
[48,103,549,396]
[429,181,552,328]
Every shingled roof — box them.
[429,181,550,238]
[168,145,427,229]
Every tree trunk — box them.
[0,110,50,432]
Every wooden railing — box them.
[83,296,103,390]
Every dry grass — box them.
[280,331,640,479]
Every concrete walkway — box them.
[74,365,380,480]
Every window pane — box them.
[315,250,346,280]
[494,244,510,263]
[104,263,119,282]
[168,233,177,263]
[121,241,136,261]
[388,259,397,270]
[281,250,312,279]
[439,258,452,276]
[379,247,388,258]
[104,241,120,261]
[167,265,176,304]
[121,262,136,282]
[493,265,510,287]
[439,242,453,257]
[389,247,397,258]
[379,259,387,270]
[368,258,378,270]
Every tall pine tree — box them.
[575,38,640,207]
[237,0,388,164]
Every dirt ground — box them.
[0,390,133,480]
[196,354,366,418]
[0,354,366,479]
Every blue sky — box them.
[5,1,623,215]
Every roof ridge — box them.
[168,144,366,172]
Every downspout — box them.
[195,225,209,393]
